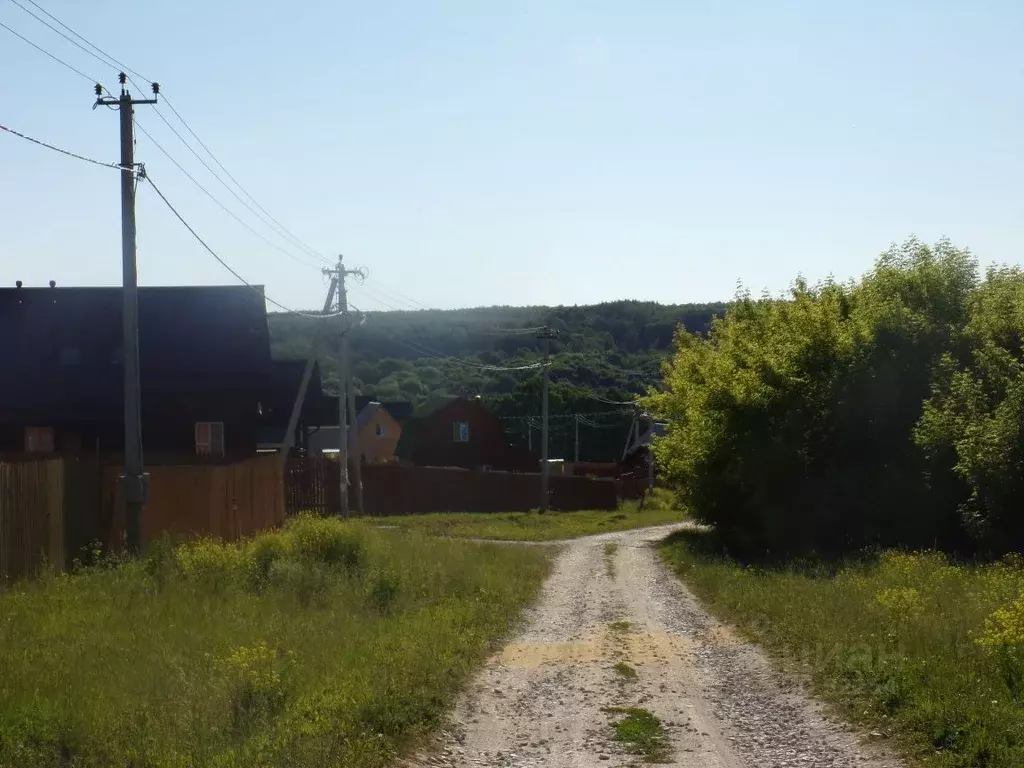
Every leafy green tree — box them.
[917,266,1024,551]
[646,239,977,556]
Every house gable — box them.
[0,284,273,458]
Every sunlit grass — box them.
[377,504,683,542]
[0,516,550,767]
[660,530,1024,768]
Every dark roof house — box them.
[0,284,274,460]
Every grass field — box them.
[0,516,550,767]
[660,530,1024,768]
[376,504,683,542]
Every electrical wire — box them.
[158,94,329,265]
[6,0,118,75]
[17,0,146,79]
[147,103,328,265]
[143,173,343,320]
[384,335,543,371]
[12,0,331,268]
[133,119,325,271]
[0,121,124,170]
[399,336,544,371]
[550,376,641,406]
[0,18,100,83]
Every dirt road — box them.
[408,525,902,768]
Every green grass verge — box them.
[606,707,671,762]
[660,530,1024,768]
[0,516,550,767]
[374,505,683,542]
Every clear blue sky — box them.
[2,1,1022,311]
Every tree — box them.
[645,238,977,557]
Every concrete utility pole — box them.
[574,413,580,463]
[537,327,558,511]
[95,73,159,555]
[280,278,338,455]
[323,255,366,516]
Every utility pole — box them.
[96,73,159,555]
[322,256,366,516]
[280,278,338,455]
[574,413,580,463]
[537,327,558,511]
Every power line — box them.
[147,103,328,265]
[133,119,324,271]
[143,173,341,320]
[551,377,641,406]
[12,0,331,268]
[402,336,544,371]
[1,121,125,170]
[386,335,543,371]
[0,18,100,83]
[6,0,118,75]
[355,278,437,311]
[500,408,632,421]
[158,93,329,265]
[17,0,146,79]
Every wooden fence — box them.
[104,454,286,549]
[1,455,286,582]
[0,459,65,583]
[285,458,620,516]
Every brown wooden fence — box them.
[103,454,286,549]
[0,459,65,582]
[285,458,619,516]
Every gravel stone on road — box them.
[405,524,903,768]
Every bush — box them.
[646,238,977,556]
[917,267,1024,552]
[286,514,364,573]
[175,537,246,591]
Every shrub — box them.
[217,641,294,733]
[645,238,977,556]
[244,531,290,591]
[175,538,245,591]
[286,514,364,572]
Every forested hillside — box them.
[269,300,726,461]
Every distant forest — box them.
[268,300,727,461]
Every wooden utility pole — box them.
[537,327,558,511]
[323,255,366,516]
[280,278,338,455]
[95,73,159,555]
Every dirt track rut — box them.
[407,525,902,768]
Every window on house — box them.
[375,422,386,438]
[453,421,470,442]
[24,427,55,454]
[195,422,225,457]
